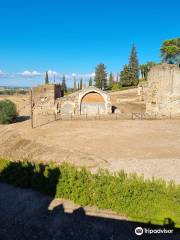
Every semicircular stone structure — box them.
[56,86,112,116]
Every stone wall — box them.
[55,86,112,115]
[32,84,62,115]
[146,64,180,116]
[31,85,112,119]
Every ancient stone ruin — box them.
[31,85,112,117]
[31,84,63,116]
[146,64,180,117]
[56,86,112,115]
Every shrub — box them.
[0,100,17,124]
[0,158,180,227]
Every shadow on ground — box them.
[0,161,179,240]
[0,183,179,240]
[15,115,30,122]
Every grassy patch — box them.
[0,158,179,227]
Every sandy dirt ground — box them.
[0,119,180,183]
[0,89,180,183]
[110,88,145,113]
[0,94,30,116]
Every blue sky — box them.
[0,0,179,87]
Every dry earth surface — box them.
[0,89,180,183]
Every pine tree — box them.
[128,44,139,85]
[89,77,93,86]
[80,78,83,90]
[120,65,137,87]
[94,64,107,90]
[108,72,113,90]
[45,71,49,84]
[61,75,67,93]
[161,38,180,65]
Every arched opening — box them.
[80,91,106,115]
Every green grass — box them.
[0,158,179,227]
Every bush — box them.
[0,158,180,227]
[0,100,17,124]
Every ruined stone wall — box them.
[55,87,112,115]
[32,84,61,115]
[31,85,111,119]
[55,92,77,115]
[146,64,180,116]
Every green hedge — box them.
[0,158,179,227]
[0,99,17,124]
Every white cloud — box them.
[72,73,77,77]
[47,70,59,77]
[18,70,43,78]
[70,72,95,79]
[0,69,96,87]
[0,70,9,78]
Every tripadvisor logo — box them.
[135,226,174,236]
[135,227,143,236]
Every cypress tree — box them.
[89,77,93,86]
[61,75,67,93]
[94,63,107,90]
[80,78,83,90]
[45,71,49,84]
[73,79,77,92]
[128,44,139,85]
[108,72,113,90]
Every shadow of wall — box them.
[0,161,179,240]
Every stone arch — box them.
[78,87,111,115]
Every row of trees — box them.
[93,37,180,89]
[44,38,180,91]
[44,45,142,91]
[45,72,68,93]
[94,45,141,89]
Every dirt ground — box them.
[0,94,30,116]
[0,118,180,183]
[110,88,145,113]
[0,89,180,183]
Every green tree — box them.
[161,38,180,66]
[45,71,49,84]
[0,100,17,124]
[94,64,107,90]
[80,78,83,90]
[89,77,93,86]
[128,44,139,85]
[73,79,77,92]
[140,62,157,80]
[61,75,67,93]
[120,65,138,87]
[140,64,147,79]
[108,72,113,90]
